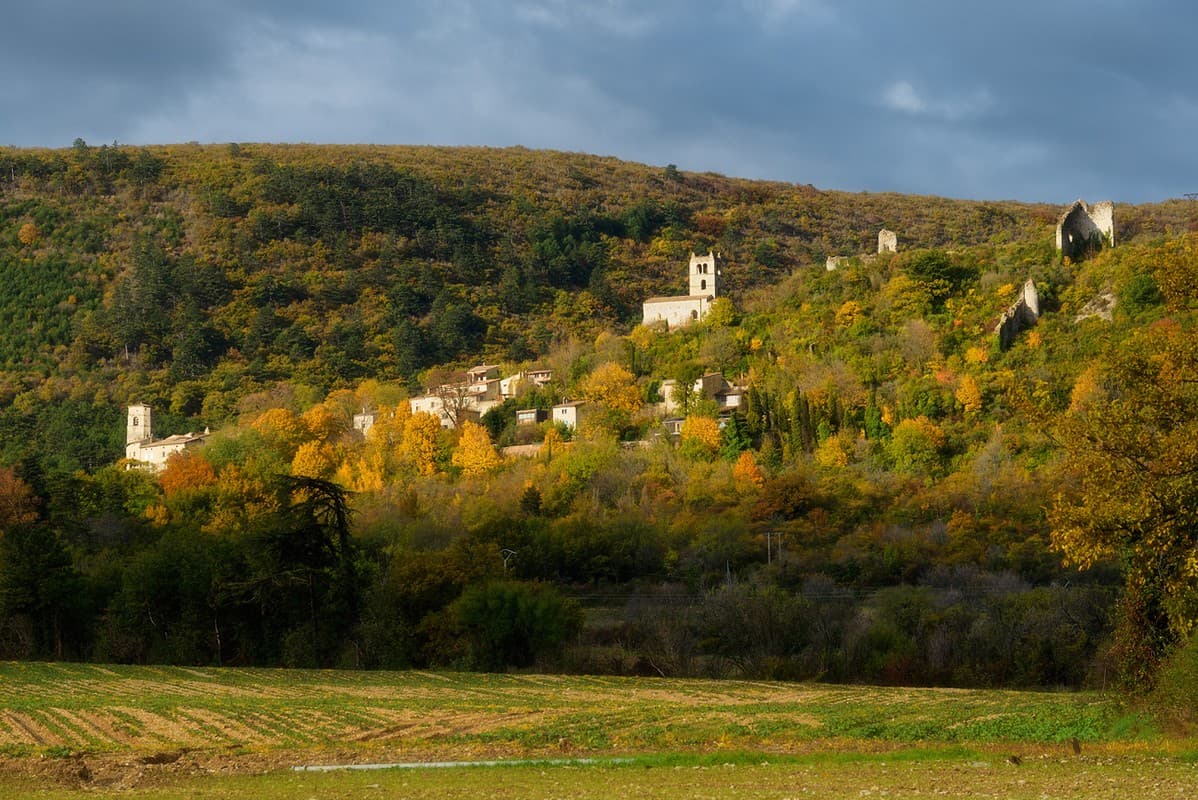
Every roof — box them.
[141,432,206,449]
[553,401,587,409]
[643,294,713,304]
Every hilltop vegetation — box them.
[1,143,1197,690]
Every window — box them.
[691,309,699,320]
[700,279,706,291]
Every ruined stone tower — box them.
[1056,200,1114,260]
[878,229,898,254]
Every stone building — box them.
[551,401,589,431]
[878,229,898,254]
[1056,200,1114,260]
[642,252,722,329]
[995,279,1041,350]
[125,404,207,471]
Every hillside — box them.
[1,143,1197,688]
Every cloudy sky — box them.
[3,1,1193,202]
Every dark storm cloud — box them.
[2,0,1194,202]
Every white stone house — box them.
[659,372,746,415]
[551,401,589,431]
[352,411,376,437]
[125,404,207,471]
[642,252,722,329]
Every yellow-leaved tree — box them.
[679,416,721,459]
[1050,322,1198,685]
[541,425,564,459]
[402,412,442,476]
[17,222,40,246]
[955,374,983,415]
[251,408,309,460]
[291,440,338,479]
[578,362,642,414]
[452,421,503,476]
[301,403,344,442]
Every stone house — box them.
[551,401,589,431]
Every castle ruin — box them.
[995,279,1040,350]
[878,229,898,254]
[1056,200,1114,260]
[827,229,898,271]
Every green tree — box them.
[0,525,86,659]
[448,581,582,670]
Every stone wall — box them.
[1056,200,1114,259]
[995,279,1040,350]
[878,229,898,254]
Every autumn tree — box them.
[402,412,442,476]
[578,362,641,414]
[292,440,338,479]
[1050,323,1198,684]
[732,450,765,490]
[251,408,309,460]
[679,416,721,459]
[302,403,345,443]
[955,374,983,415]
[0,467,38,533]
[159,452,217,498]
[452,421,503,476]
[17,222,40,246]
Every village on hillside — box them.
[122,199,1115,470]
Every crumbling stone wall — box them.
[878,229,898,254]
[995,279,1040,350]
[1056,200,1114,260]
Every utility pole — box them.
[765,531,783,565]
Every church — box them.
[642,252,721,329]
[125,404,208,471]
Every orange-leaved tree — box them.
[0,467,38,533]
[732,450,765,490]
[159,452,217,497]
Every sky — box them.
[3,0,1194,203]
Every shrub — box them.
[448,581,583,671]
[1148,635,1198,733]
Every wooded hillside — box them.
[1,142,1196,688]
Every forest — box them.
[0,141,1196,691]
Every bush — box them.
[1148,635,1198,733]
[448,581,582,671]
